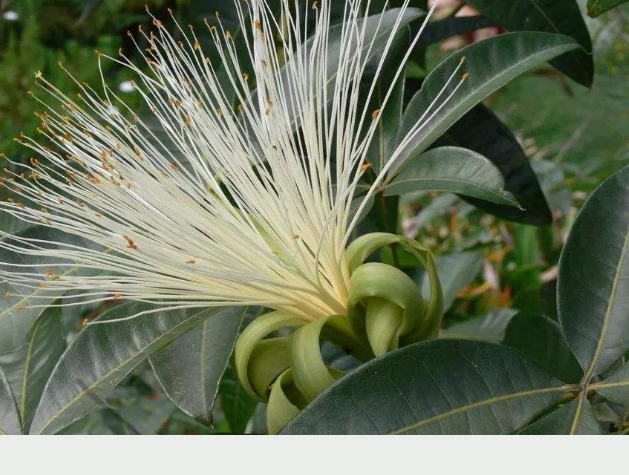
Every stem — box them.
[379,193,400,268]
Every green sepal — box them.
[248,337,292,400]
[235,311,306,400]
[349,262,424,348]
[365,298,404,357]
[290,316,346,402]
[267,370,302,435]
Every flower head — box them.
[0,0,455,322]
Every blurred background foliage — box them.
[0,0,628,434]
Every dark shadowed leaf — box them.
[503,313,583,384]
[149,307,247,425]
[393,32,580,178]
[436,105,552,225]
[283,340,567,434]
[518,398,602,434]
[219,365,258,434]
[466,0,594,87]
[558,165,629,378]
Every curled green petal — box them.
[349,262,424,342]
[345,232,401,273]
[235,311,306,400]
[248,337,292,400]
[365,298,403,357]
[267,370,302,435]
[291,316,345,402]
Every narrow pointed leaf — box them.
[17,307,66,432]
[393,32,580,178]
[149,307,247,426]
[436,104,552,225]
[466,0,593,87]
[29,302,224,435]
[558,164,629,377]
[0,366,21,435]
[283,340,567,435]
[385,146,519,207]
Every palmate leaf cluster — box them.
[1,0,629,435]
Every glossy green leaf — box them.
[16,307,66,432]
[29,302,225,434]
[503,313,583,384]
[518,398,602,435]
[219,366,258,434]
[420,251,483,311]
[587,0,629,17]
[393,32,580,178]
[385,146,519,207]
[466,0,594,87]
[558,164,629,378]
[436,104,552,225]
[149,307,247,426]
[0,365,21,435]
[283,340,568,434]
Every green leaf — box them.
[0,365,21,435]
[282,340,569,434]
[440,309,517,343]
[29,302,226,434]
[0,227,96,354]
[269,8,426,131]
[466,0,594,87]
[219,365,258,434]
[503,313,583,384]
[393,32,580,178]
[16,307,66,433]
[518,398,602,434]
[436,104,552,225]
[420,251,483,311]
[587,0,629,17]
[366,75,405,175]
[149,307,247,426]
[593,362,629,404]
[384,146,519,207]
[419,16,494,46]
[558,164,629,378]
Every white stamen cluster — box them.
[0,0,459,321]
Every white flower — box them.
[2,11,19,21]
[0,0,462,322]
[118,81,135,93]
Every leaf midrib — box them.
[387,384,575,434]
[32,306,216,434]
